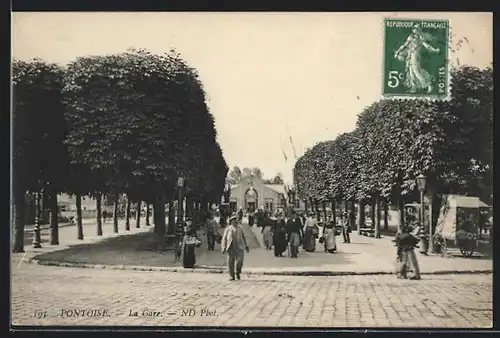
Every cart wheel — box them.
[433,234,447,257]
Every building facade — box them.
[226,176,287,214]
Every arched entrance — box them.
[244,188,258,213]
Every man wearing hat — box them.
[341,211,351,243]
[221,212,250,280]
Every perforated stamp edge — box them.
[381,17,452,102]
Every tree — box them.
[62,48,228,240]
[12,59,67,252]
[63,49,190,238]
[228,166,242,184]
[271,173,284,185]
[294,65,493,234]
[242,168,253,178]
[252,167,264,179]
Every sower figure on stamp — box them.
[394,23,441,94]
[221,213,250,281]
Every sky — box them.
[12,12,493,184]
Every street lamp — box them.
[32,186,42,248]
[416,174,430,254]
[177,177,184,225]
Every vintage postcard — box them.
[11,12,493,329]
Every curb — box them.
[27,258,493,277]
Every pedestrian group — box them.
[256,208,352,257]
[183,207,353,281]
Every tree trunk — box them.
[178,197,185,224]
[305,199,309,213]
[322,201,327,221]
[314,200,321,221]
[383,200,389,231]
[350,201,356,231]
[358,200,365,235]
[370,196,376,232]
[153,194,166,238]
[125,197,131,231]
[146,204,151,226]
[12,190,26,253]
[330,199,336,226]
[76,193,84,240]
[397,193,404,233]
[201,200,209,214]
[430,189,441,237]
[167,200,175,234]
[136,200,141,228]
[185,197,191,218]
[113,192,119,233]
[49,189,59,244]
[96,193,103,236]
[375,193,381,238]
[189,199,195,218]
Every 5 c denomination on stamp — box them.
[383,18,450,100]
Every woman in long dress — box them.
[273,214,287,257]
[261,214,274,249]
[182,218,198,268]
[322,218,337,253]
[394,23,441,94]
[303,212,318,252]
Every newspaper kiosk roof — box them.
[446,195,490,208]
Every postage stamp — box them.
[383,19,450,100]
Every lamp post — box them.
[32,184,42,248]
[177,177,184,226]
[416,174,430,254]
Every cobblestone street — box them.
[11,260,492,328]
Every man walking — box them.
[205,213,219,251]
[342,211,351,243]
[221,213,250,281]
[286,211,303,258]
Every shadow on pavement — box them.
[32,224,360,270]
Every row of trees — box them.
[227,166,284,185]
[293,66,493,236]
[12,49,228,252]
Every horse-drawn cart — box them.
[432,195,491,258]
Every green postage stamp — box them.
[383,19,450,100]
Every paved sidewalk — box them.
[17,220,493,276]
[15,217,153,264]
[11,262,493,327]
